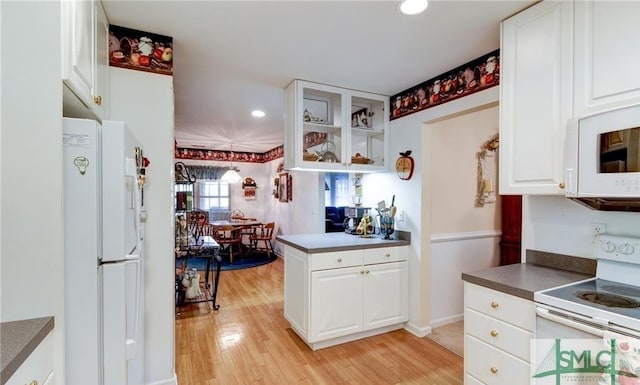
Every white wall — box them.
[0,0,65,381]
[523,195,640,260]
[109,67,176,385]
[365,87,501,334]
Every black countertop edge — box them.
[0,316,54,385]
[526,249,597,275]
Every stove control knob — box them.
[619,242,635,255]
[601,240,616,253]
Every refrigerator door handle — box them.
[125,259,141,360]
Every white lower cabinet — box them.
[464,282,534,385]
[285,245,408,350]
[6,332,54,385]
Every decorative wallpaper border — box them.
[175,145,284,163]
[390,49,500,121]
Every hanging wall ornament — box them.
[395,150,415,180]
[476,134,499,206]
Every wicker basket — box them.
[303,153,319,161]
[351,156,372,165]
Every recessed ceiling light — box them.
[399,0,428,15]
[251,110,265,118]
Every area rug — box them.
[176,251,278,272]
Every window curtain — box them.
[187,165,230,181]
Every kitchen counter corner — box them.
[277,232,410,254]
[462,263,594,301]
[0,316,54,385]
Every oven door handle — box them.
[536,307,604,337]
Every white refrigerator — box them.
[63,117,146,385]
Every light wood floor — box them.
[175,257,463,385]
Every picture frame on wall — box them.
[279,173,289,203]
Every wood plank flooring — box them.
[175,257,463,385]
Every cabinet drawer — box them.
[363,246,406,265]
[465,335,530,385]
[310,250,362,271]
[465,283,534,331]
[465,308,532,362]
[6,332,54,385]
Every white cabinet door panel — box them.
[310,266,363,342]
[363,261,408,330]
[574,2,640,114]
[499,1,572,194]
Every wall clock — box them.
[395,151,414,180]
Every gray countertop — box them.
[0,317,54,385]
[277,232,410,253]
[462,263,594,301]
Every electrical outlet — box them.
[592,223,606,243]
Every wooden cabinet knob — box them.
[490,367,498,374]
[490,301,499,309]
[559,182,565,189]
[490,330,499,337]
[337,258,342,262]
[94,95,102,106]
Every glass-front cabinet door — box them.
[284,80,389,172]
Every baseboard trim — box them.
[146,373,177,385]
[430,313,463,329]
[431,230,501,243]
[404,322,432,337]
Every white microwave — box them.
[565,103,640,212]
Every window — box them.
[175,180,231,221]
[198,180,230,221]
[325,172,351,207]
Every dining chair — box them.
[250,222,275,256]
[212,225,243,263]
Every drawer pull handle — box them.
[490,330,499,337]
[365,270,370,274]
[490,367,498,374]
[360,270,365,274]
[94,95,102,106]
[490,301,499,309]
[559,182,565,189]
[337,258,342,262]
[385,253,391,257]
[29,381,39,385]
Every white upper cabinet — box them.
[284,80,389,172]
[499,1,573,195]
[62,0,109,120]
[574,1,640,116]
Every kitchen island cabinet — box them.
[278,233,409,350]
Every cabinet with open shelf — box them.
[284,80,389,172]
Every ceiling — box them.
[102,0,532,154]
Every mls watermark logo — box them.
[532,338,640,385]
